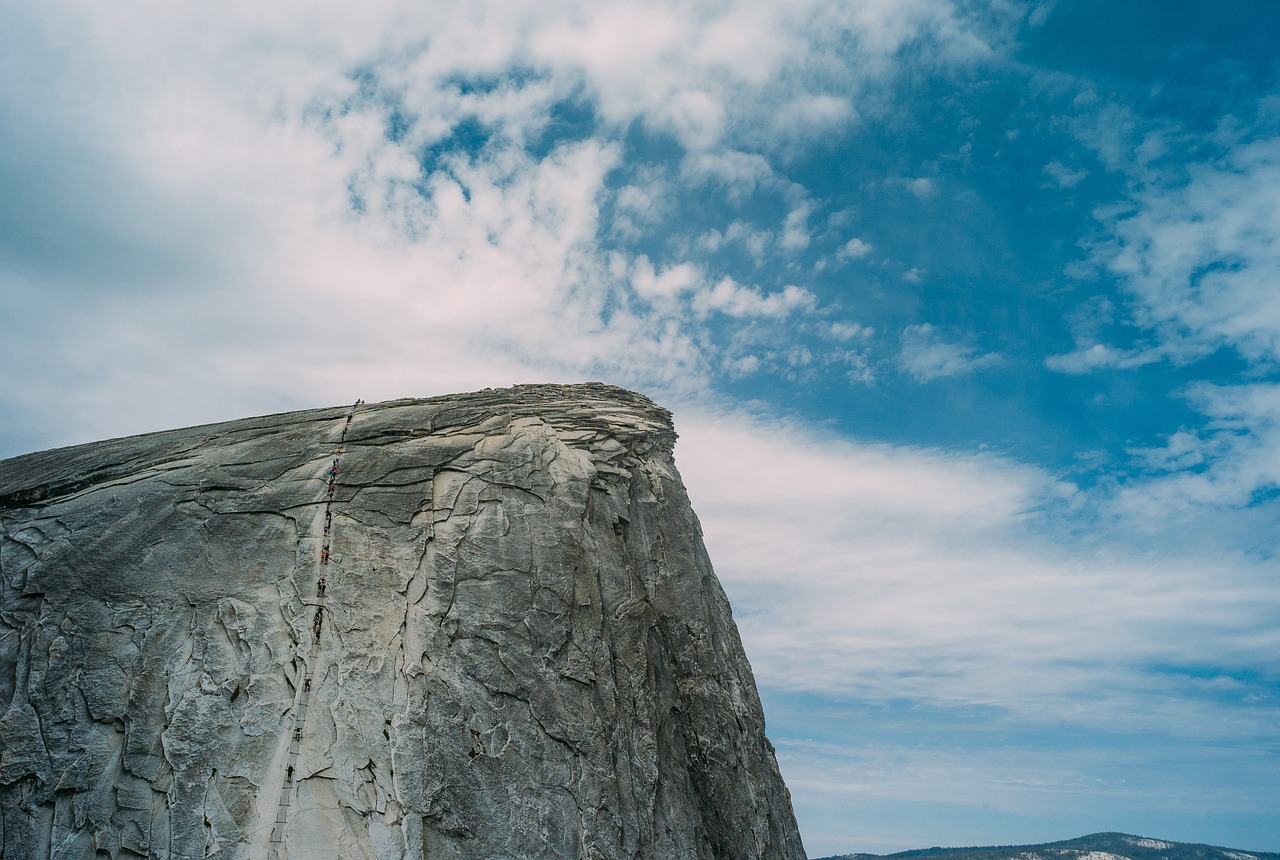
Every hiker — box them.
[287,765,294,782]
[318,577,326,596]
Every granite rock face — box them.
[0,383,806,860]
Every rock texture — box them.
[0,383,805,860]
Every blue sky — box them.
[2,1,1279,855]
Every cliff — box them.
[0,383,806,859]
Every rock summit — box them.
[0,383,805,859]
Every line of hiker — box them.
[311,400,360,674]
[269,400,363,858]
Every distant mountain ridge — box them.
[817,832,1280,860]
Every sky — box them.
[2,0,1278,855]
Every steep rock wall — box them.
[0,383,805,859]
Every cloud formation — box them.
[1052,107,1280,519]
[677,407,1279,733]
[0,0,1016,454]
[899,323,1002,380]
[1075,135,1280,370]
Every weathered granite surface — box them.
[0,383,805,859]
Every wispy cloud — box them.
[675,406,1280,739]
[692,279,816,319]
[1044,342,1163,373]
[1096,135,1280,368]
[1053,102,1280,520]
[1117,382,1280,514]
[1042,159,1088,189]
[899,323,1002,381]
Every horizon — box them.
[2,1,1278,855]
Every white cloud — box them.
[1098,135,1280,367]
[696,220,776,262]
[1063,118,1280,515]
[630,256,703,302]
[906,176,936,198]
[692,278,816,319]
[898,323,1002,380]
[827,321,874,340]
[724,353,762,377]
[674,406,1280,737]
[1043,159,1087,188]
[781,201,816,251]
[837,237,874,260]
[680,150,777,200]
[1044,342,1162,373]
[1027,1,1056,28]
[1116,383,1280,515]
